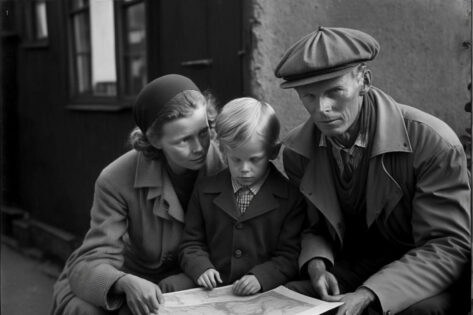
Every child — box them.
[179,97,306,296]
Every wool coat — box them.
[51,143,224,314]
[283,87,471,314]
[179,164,306,291]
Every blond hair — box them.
[215,97,280,154]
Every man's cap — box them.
[133,74,200,133]
[274,26,380,89]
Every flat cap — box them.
[274,26,380,88]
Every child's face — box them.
[224,134,270,187]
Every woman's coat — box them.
[51,143,223,314]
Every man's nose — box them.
[315,96,331,113]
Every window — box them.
[24,0,49,46]
[121,0,147,96]
[68,0,147,108]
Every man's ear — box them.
[269,143,282,160]
[360,69,372,95]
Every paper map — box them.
[159,285,342,315]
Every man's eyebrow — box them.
[326,84,344,91]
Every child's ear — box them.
[269,143,282,160]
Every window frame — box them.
[116,0,148,98]
[22,0,49,48]
[66,0,147,111]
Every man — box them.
[275,26,471,315]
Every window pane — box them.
[124,2,146,95]
[34,2,48,39]
[90,0,116,96]
[125,55,146,95]
[73,14,90,53]
[76,54,91,93]
[71,0,117,97]
[72,10,91,95]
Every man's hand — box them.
[113,274,164,315]
[197,268,222,289]
[335,287,376,315]
[232,275,261,296]
[307,258,340,301]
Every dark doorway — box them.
[149,0,244,107]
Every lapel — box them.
[300,145,344,243]
[134,153,184,223]
[285,120,344,243]
[240,164,286,222]
[204,165,287,222]
[365,88,410,227]
[205,170,240,220]
[133,141,225,223]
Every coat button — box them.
[235,223,243,229]
[234,249,242,258]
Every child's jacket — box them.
[179,164,306,291]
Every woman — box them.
[51,74,224,315]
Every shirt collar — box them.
[231,169,270,195]
[319,128,369,153]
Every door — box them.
[148,0,244,107]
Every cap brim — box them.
[279,65,357,89]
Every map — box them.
[159,285,342,315]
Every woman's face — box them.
[151,104,211,174]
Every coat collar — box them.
[133,140,225,222]
[203,163,288,221]
[284,87,412,159]
[133,153,184,222]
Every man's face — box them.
[295,70,364,137]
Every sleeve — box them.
[179,183,215,282]
[363,144,471,314]
[66,175,129,311]
[283,147,335,273]
[249,191,307,291]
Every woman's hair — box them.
[129,90,217,159]
[215,97,280,154]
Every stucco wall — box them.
[249,0,471,139]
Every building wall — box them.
[249,0,471,138]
